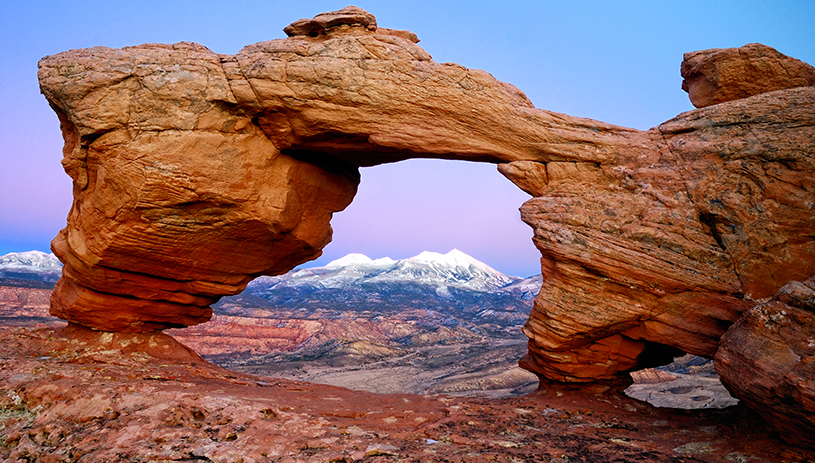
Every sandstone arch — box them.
[38,6,815,394]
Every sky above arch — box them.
[1,1,813,277]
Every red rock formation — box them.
[512,86,815,382]
[715,277,815,449]
[38,7,815,411]
[681,43,815,108]
[38,7,642,332]
[39,42,359,331]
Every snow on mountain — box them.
[249,249,538,294]
[324,253,396,268]
[0,251,63,285]
[365,249,516,292]
[0,249,541,299]
[0,251,62,270]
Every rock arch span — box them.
[38,6,815,397]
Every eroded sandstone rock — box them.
[39,42,359,331]
[39,8,815,403]
[715,277,815,449]
[512,86,815,382]
[681,43,815,108]
[284,5,378,38]
[38,8,643,331]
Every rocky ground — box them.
[0,286,803,462]
[1,324,810,463]
[0,283,807,461]
[626,356,738,410]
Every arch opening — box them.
[169,158,544,398]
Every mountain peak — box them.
[245,249,541,322]
[267,249,522,293]
[0,251,63,286]
[325,253,396,268]
[409,249,486,267]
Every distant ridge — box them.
[255,249,535,293]
[0,249,543,302]
[238,250,542,327]
[0,251,62,288]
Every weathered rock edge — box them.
[681,42,815,108]
[39,5,814,414]
[716,277,815,449]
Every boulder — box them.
[284,5,378,37]
[715,278,815,449]
[681,43,815,108]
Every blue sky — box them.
[1,1,813,276]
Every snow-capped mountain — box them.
[0,251,62,270]
[0,251,62,285]
[236,250,542,330]
[249,249,525,293]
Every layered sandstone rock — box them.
[39,6,815,406]
[512,86,815,382]
[715,278,815,449]
[38,7,643,331]
[39,42,359,331]
[681,42,815,108]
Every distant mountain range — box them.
[0,251,62,288]
[236,249,542,329]
[268,249,525,292]
[251,248,540,296]
[0,249,541,302]
[0,249,542,330]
